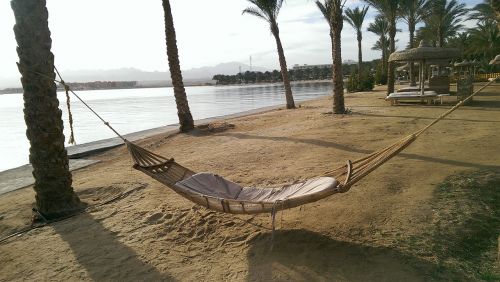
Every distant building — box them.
[293,60,357,70]
[343,59,357,65]
[293,64,331,70]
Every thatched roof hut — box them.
[389,41,460,63]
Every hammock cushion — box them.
[174,172,338,203]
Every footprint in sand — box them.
[145,212,165,225]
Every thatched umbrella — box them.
[454,60,479,78]
[389,41,461,96]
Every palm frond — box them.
[242,7,270,22]
[419,0,469,46]
[367,15,388,36]
[242,0,287,23]
[399,0,427,25]
[315,0,330,22]
[344,6,369,32]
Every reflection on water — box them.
[0,82,332,171]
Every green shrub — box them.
[346,70,375,93]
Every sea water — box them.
[0,82,332,172]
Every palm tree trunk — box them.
[387,20,396,95]
[162,0,194,132]
[409,24,417,86]
[437,25,444,47]
[271,22,295,109]
[357,32,363,76]
[11,0,82,219]
[381,35,387,73]
[331,30,345,114]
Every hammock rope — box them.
[29,68,128,142]
[27,66,499,214]
[54,66,76,145]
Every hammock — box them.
[46,70,498,215]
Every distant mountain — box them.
[61,68,167,82]
[0,62,270,90]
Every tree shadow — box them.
[246,229,460,281]
[466,99,500,109]
[220,133,500,171]
[53,212,174,281]
[356,112,500,124]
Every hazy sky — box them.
[0,0,481,84]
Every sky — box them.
[0,0,482,87]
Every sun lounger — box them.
[397,86,430,93]
[385,91,438,105]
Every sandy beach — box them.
[1,84,499,281]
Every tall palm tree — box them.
[162,0,194,132]
[420,0,468,47]
[367,16,389,72]
[344,6,369,76]
[243,0,295,109]
[364,0,400,95]
[399,0,427,86]
[316,0,347,114]
[11,0,82,219]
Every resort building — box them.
[293,60,357,70]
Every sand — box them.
[0,84,499,281]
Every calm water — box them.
[0,82,332,172]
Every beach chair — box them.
[385,91,438,105]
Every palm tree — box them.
[344,6,369,77]
[446,32,470,55]
[11,0,82,219]
[364,0,400,95]
[316,0,347,114]
[399,0,427,86]
[420,0,468,47]
[162,0,194,132]
[469,0,496,24]
[467,21,500,59]
[367,16,389,72]
[242,0,295,109]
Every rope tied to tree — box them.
[47,66,127,143]
[61,79,76,145]
[53,66,76,144]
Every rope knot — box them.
[104,122,110,126]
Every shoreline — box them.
[0,79,334,95]
[67,103,286,159]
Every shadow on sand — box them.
[53,212,174,281]
[355,111,500,124]
[221,133,500,171]
[246,229,458,281]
